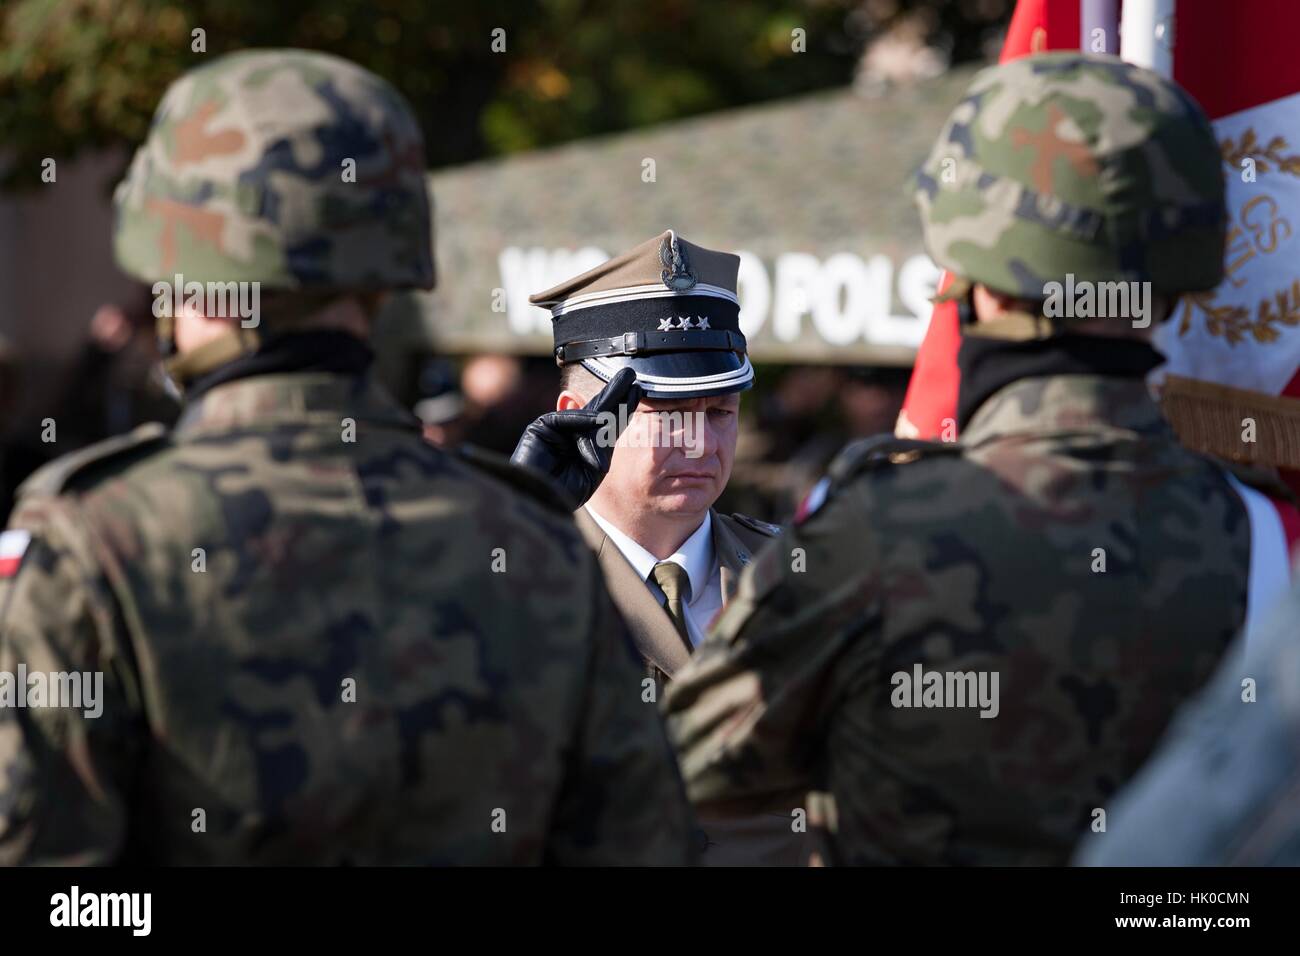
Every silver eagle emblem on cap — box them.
[660,232,697,291]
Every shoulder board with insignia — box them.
[729,512,781,537]
[795,435,960,526]
[827,434,962,486]
[16,422,170,500]
[456,444,576,515]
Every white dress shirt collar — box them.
[585,505,715,606]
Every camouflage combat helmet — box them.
[915,52,1226,338]
[113,49,435,385]
[115,48,434,292]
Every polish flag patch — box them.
[793,477,830,526]
[0,530,32,578]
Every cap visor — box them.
[582,352,753,399]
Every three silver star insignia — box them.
[656,316,710,331]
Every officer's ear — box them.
[556,363,602,411]
[557,389,586,412]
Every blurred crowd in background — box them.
[0,288,176,520]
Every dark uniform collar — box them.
[962,374,1171,447]
[175,373,421,437]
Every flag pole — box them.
[1081,0,1120,56]
[1120,0,1176,77]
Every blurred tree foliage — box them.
[0,0,1013,191]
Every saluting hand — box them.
[509,368,642,507]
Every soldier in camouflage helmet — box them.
[914,51,1226,327]
[663,52,1254,865]
[0,49,694,865]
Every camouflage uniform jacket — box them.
[664,373,1251,865]
[0,371,694,865]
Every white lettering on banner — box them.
[497,247,941,350]
[736,250,770,337]
[499,246,609,334]
[812,253,875,346]
[772,252,822,342]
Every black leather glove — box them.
[510,367,642,507]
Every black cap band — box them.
[556,328,746,364]
[551,292,741,362]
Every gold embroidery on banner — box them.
[1220,128,1300,177]
[1179,279,1300,345]
[1176,128,1300,344]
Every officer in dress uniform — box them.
[513,231,812,865]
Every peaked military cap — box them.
[531,230,754,399]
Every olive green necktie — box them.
[651,560,693,649]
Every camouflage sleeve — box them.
[664,483,878,815]
[545,562,697,865]
[0,497,142,865]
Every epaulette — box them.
[729,512,781,537]
[827,434,962,486]
[16,422,170,500]
[457,444,576,515]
